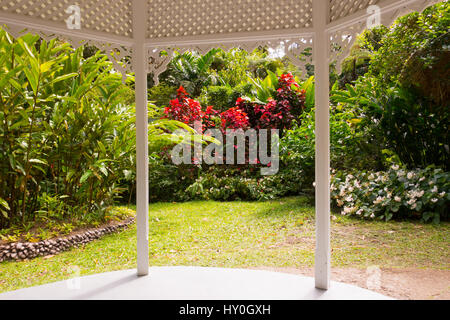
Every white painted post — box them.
[313,0,331,290]
[132,0,149,276]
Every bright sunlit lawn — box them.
[0,196,449,293]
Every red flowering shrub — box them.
[220,107,250,130]
[235,97,264,129]
[275,73,306,119]
[164,73,305,135]
[203,105,220,130]
[234,73,306,134]
[255,98,294,130]
[278,73,297,88]
[164,86,203,125]
[164,86,219,133]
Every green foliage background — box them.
[0,29,197,231]
[0,1,448,233]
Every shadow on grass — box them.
[253,196,315,219]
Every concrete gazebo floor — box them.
[0,267,393,300]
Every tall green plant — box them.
[0,28,199,228]
[159,49,222,97]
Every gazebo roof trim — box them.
[0,0,441,80]
[0,0,440,47]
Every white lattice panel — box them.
[1,0,441,79]
[147,0,313,39]
[0,0,133,37]
[329,0,381,22]
[146,34,314,84]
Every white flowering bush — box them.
[331,166,449,223]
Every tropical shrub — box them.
[368,2,449,104]
[331,166,449,223]
[236,72,307,134]
[185,166,304,201]
[220,107,250,130]
[376,87,449,170]
[202,86,232,111]
[247,50,284,79]
[148,153,198,202]
[338,26,389,88]
[0,29,192,229]
[0,31,135,228]
[338,41,372,88]
[163,86,254,133]
[149,82,177,108]
[163,86,205,127]
[280,113,316,191]
[158,49,223,97]
[201,83,253,112]
[332,76,449,170]
[210,48,250,87]
[280,96,388,192]
[342,2,450,171]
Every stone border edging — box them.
[0,217,135,262]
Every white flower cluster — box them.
[407,190,424,199]
[331,166,449,221]
[373,196,384,205]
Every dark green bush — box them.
[332,76,449,171]
[368,2,449,105]
[149,82,177,108]
[338,26,389,88]
[204,86,233,111]
[377,87,449,170]
[247,56,284,79]
[280,99,387,187]
[203,83,253,111]
[148,153,198,202]
[185,166,304,201]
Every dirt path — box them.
[251,267,450,300]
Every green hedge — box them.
[185,167,305,201]
[203,83,253,111]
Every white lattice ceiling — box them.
[0,0,133,37]
[329,0,381,22]
[146,0,313,39]
[0,0,442,78]
[0,0,440,43]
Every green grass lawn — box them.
[0,196,449,293]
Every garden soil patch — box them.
[253,266,450,300]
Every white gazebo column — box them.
[313,0,331,290]
[133,0,149,276]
